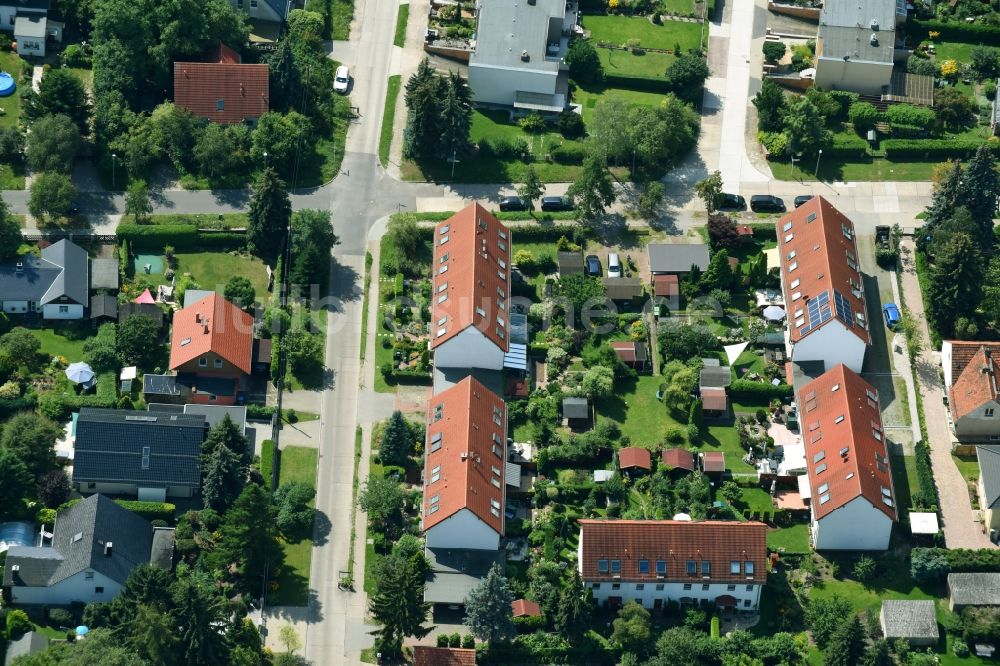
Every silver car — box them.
[334,65,350,94]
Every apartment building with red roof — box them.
[798,364,897,550]
[422,376,507,550]
[174,43,269,125]
[943,344,1000,442]
[775,197,870,373]
[429,203,511,371]
[167,293,254,405]
[577,520,767,611]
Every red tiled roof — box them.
[701,387,728,411]
[737,225,754,236]
[618,447,651,470]
[422,376,506,535]
[661,448,694,471]
[174,44,268,125]
[945,341,1000,387]
[611,341,639,363]
[775,197,870,345]
[578,519,768,584]
[798,364,897,522]
[413,646,477,666]
[511,598,541,617]
[701,451,725,472]
[950,347,1000,422]
[168,293,253,374]
[653,273,679,297]
[429,203,511,353]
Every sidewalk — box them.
[898,239,992,549]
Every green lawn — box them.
[0,161,24,189]
[379,75,401,168]
[769,156,952,182]
[572,85,667,123]
[66,67,93,91]
[32,324,91,361]
[174,252,270,305]
[393,4,409,47]
[584,15,703,51]
[0,51,28,129]
[596,375,686,447]
[597,48,674,82]
[268,446,318,606]
[122,213,248,228]
[930,41,975,63]
[736,487,773,512]
[663,0,696,12]
[766,523,810,553]
[332,0,354,40]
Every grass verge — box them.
[378,76,401,168]
[121,213,248,228]
[268,446,318,606]
[393,4,409,47]
[347,426,363,579]
[360,251,372,361]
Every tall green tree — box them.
[664,52,710,103]
[0,195,23,260]
[379,410,412,466]
[702,249,735,290]
[26,114,83,173]
[289,208,339,287]
[611,600,651,654]
[274,481,316,538]
[437,71,473,161]
[201,444,244,513]
[194,123,247,180]
[860,639,893,666]
[368,553,432,658]
[224,276,256,311]
[465,562,515,644]
[403,58,445,160]
[247,167,292,265]
[129,604,180,666]
[249,111,312,170]
[0,412,61,478]
[267,39,302,111]
[203,414,251,465]
[565,38,604,83]
[13,627,146,665]
[124,179,153,223]
[358,475,406,540]
[695,170,723,212]
[923,160,963,238]
[554,570,593,639]
[116,313,162,368]
[23,69,91,134]
[28,172,77,223]
[823,616,865,666]
[212,483,284,584]
[517,165,544,209]
[927,232,984,337]
[983,253,1000,327]
[170,573,230,665]
[782,96,829,156]
[753,79,787,133]
[0,448,32,520]
[804,595,852,649]
[567,155,616,220]
[960,144,1000,249]
[36,468,72,508]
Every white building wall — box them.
[231,0,284,21]
[1,300,29,313]
[434,326,505,370]
[41,303,83,320]
[954,399,1000,441]
[586,579,763,611]
[814,57,893,95]
[80,482,135,496]
[425,508,500,550]
[942,342,956,387]
[467,63,559,106]
[16,36,44,58]
[791,322,866,374]
[11,570,121,605]
[813,496,894,550]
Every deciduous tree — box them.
[224,276,256,311]
[753,79,786,133]
[36,468,72,508]
[517,165,544,209]
[274,481,316,538]
[804,594,852,649]
[581,365,614,399]
[0,196,21,260]
[695,170,723,212]
[782,96,829,156]
[289,208,339,287]
[28,172,77,222]
[26,114,83,173]
[124,179,153,223]
[567,155,615,220]
[611,600,651,654]
[665,52,710,103]
[0,326,41,366]
[565,39,604,84]
[823,615,865,666]
[0,412,61,478]
[934,86,976,130]
[358,475,406,537]
[0,448,32,520]
[24,69,90,133]
[116,313,162,369]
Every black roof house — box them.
[72,408,206,493]
[0,239,88,308]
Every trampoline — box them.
[133,253,164,275]
[0,521,34,552]
[0,73,15,97]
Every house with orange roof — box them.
[797,364,897,550]
[429,203,511,372]
[413,646,477,666]
[165,293,255,406]
[577,519,767,611]
[941,341,1000,443]
[174,43,269,125]
[775,197,870,373]
[422,375,507,550]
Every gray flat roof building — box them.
[648,243,710,274]
[424,547,504,605]
[90,257,119,291]
[563,397,590,420]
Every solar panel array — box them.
[801,290,832,336]
[833,290,854,328]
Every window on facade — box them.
[638,559,649,574]
[95,587,104,593]
[818,483,829,495]
[611,559,621,574]
[747,584,754,591]
[816,462,828,474]
[598,559,609,573]
[683,583,692,591]
[85,571,94,580]
[216,99,225,110]
[731,561,740,574]
[702,583,710,591]
[701,561,710,576]
[656,560,666,575]
[490,498,501,517]
[612,583,621,590]
[439,253,449,264]
[636,583,644,591]
[988,408,996,417]
[59,305,69,313]
[655,583,665,591]
[199,357,208,367]
[592,583,601,589]
[727,584,736,591]
[744,599,751,607]
[687,560,696,575]
[214,359,223,368]
[430,431,442,451]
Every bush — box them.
[729,379,793,399]
[463,634,475,648]
[116,224,246,252]
[758,131,788,157]
[519,112,548,133]
[827,133,869,158]
[954,641,971,657]
[885,103,936,130]
[479,137,531,161]
[557,111,585,139]
[882,139,992,160]
[550,142,589,164]
[36,507,56,525]
[762,40,786,63]
[848,102,878,132]
[449,632,462,647]
[48,607,73,627]
[114,500,176,523]
[437,634,449,647]
[986,81,998,101]
[906,18,1000,44]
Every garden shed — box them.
[879,600,938,647]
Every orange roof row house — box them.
[413,646,477,666]
[942,341,1000,442]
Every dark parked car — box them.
[499,196,529,212]
[541,196,573,211]
[585,255,601,277]
[750,195,786,213]
[718,193,746,210]
[793,195,814,208]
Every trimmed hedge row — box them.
[117,224,246,251]
[913,440,939,511]
[827,133,869,159]
[882,139,994,160]
[0,394,37,418]
[550,143,588,164]
[746,224,777,241]
[728,379,794,399]
[61,498,176,523]
[913,547,1000,573]
[604,73,673,94]
[906,17,1000,43]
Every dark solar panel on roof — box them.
[801,290,832,336]
[833,290,854,328]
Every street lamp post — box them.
[111,153,117,189]
[814,149,823,179]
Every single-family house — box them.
[5,0,62,59]
[4,631,48,665]
[413,645,478,666]
[661,448,695,473]
[944,343,1000,443]
[976,446,1000,534]
[0,240,88,319]
[166,292,255,405]
[558,251,583,276]
[648,243,710,275]
[72,408,205,501]
[422,376,506,551]
[430,203,512,372]
[798,364,897,550]
[700,451,726,475]
[776,197,870,374]
[880,600,939,647]
[618,447,651,476]
[2,495,166,605]
[562,396,590,424]
[228,0,292,23]
[174,43,269,125]
[701,387,729,416]
[577,519,767,610]
[611,341,649,371]
[512,598,542,618]
[603,277,644,303]
[948,573,1000,611]
[814,0,904,95]
[467,0,577,113]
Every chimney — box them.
[195,312,201,323]
[104,542,113,556]
[240,83,246,96]
[460,452,470,462]
[184,69,189,78]
[203,324,209,334]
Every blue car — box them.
[883,303,901,329]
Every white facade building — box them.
[814,0,906,94]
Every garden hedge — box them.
[826,133,869,159]
[603,73,673,94]
[906,18,1000,43]
[115,500,176,523]
[746,223,777,241]
[882,139,993,160]
[260,439,276,484]
[550,143,588,164]
[0,395,37,418]
[913,440,939,510]
[913,547,1000,573]
[728,379,794,399]
[117,223,246,251]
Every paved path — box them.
[899,239,991,549]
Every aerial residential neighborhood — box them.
[0,0,1000,664]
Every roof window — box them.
[818,483,829,494]
[806,212,817,222]
[785,233,794,242]
[832,384,840,392]
[783,221,793,232]
[430,465,441,483]
[813,450,826,463]
[440,225,450,235]
[437,293,448,303]
[598,559,609,573]
[438,265,448,275]
[792,291,801,301]
[439,235,449,245]
[819,493,831,504]
[834,415,845,424]
[790,278,800,289]
[816,462,828,474]
[788,261,798,272]
[440,253,449,263]
[438,282,448,293]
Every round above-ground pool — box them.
[0,72,14,97]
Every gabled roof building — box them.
[0,240,88,319]
[174,43,269,125]
[798,364,897,550]
[422,376,507,551]
[577,520,767,610]
[776,197,870,374]
[944,342,1000,443]
[430,203,512,372]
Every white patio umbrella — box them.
[65,362,95,385]
[762,305,786,322]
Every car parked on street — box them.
[794,195,814,208]
[883,303,901,329]
[717,193,746,210]
[585,255,601,277]
[750,195,786,213]
[499,196,529,212]
[541,196,573,211]
[334,65,350,93]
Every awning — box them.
[504,343,527,371]
[513,91,565,113]
[505,462,521,488]
[797,473,812,499]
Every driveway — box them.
[899,239,992,549]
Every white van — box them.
[607,253,621,278]
[334,65,350,94]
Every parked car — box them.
[334,65,350,93]
[499,196,529,212]
[750,194,786,213]
[541,195,573,211]
[585,255,601,277]
[793,195,814,208]
[607,253,622,278]
[717,193,746,210]
[883,303,901,329]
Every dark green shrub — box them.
[557,110,585,138]
[114,500,176,523]
[47,608,73,627]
